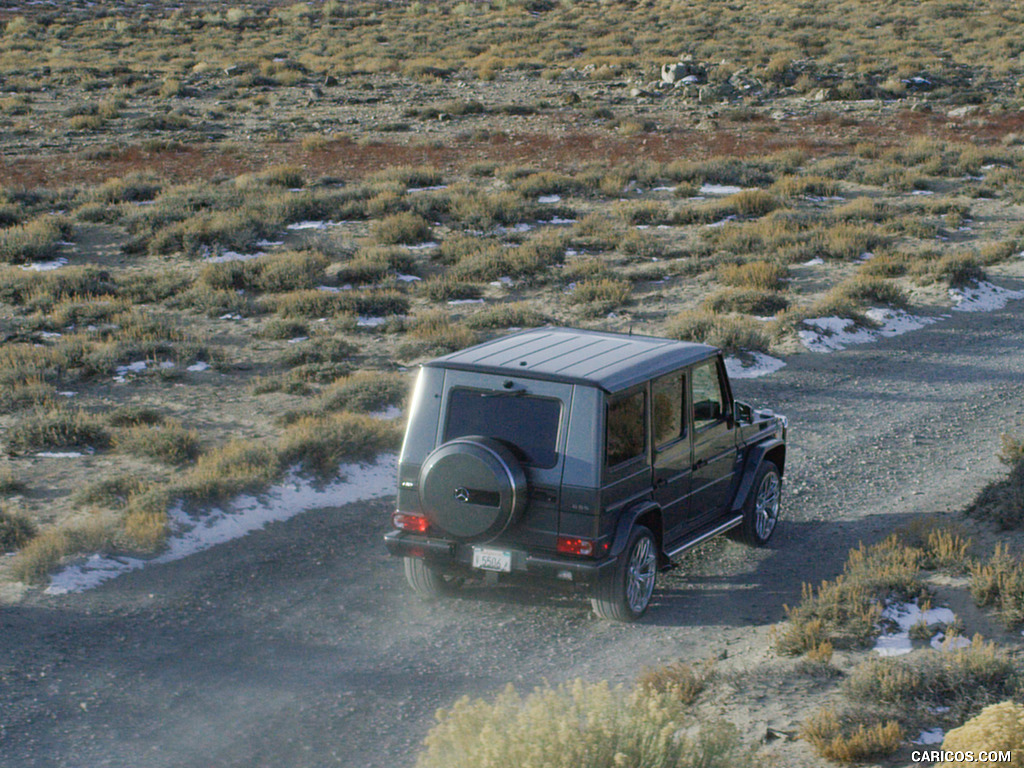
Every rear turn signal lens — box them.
[393,512,429,534]
[556,536,594,556]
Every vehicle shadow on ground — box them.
[442,513,920,628]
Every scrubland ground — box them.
[2,1,1024,766]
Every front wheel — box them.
[729,461,781,547]
[403,557,465,600]
[591,525,657,622]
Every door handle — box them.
[692,459,707,471]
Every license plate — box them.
[472,547,511,573]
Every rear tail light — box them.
[392,511,429,534]
[556,536,595,556]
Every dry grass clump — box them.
[635,661,714,704]
[970,544,1024,628]
[702,288,789,316]
[268,288,409,319]
[664,310,770,354]
[416,679,756,768]
[843,637,1019,724]
[179,440,281,503]
[940,702,1024,768]
[799,707,904,763]
[772,175,840,199]
[9,513,118,583]
[830,275,909,308]
[6,407,110,454]
[717,260,787,291]
[464,301,549,330]
[922,253,986,288]
[277,412,401,477]
[449,190,536,229]
[811,222,888,261]
[0,504,36,552]
[330,246,414,285]
[114,421,201,465]
[0,215,70,264]
[313,371,409,414]
[775,535,925,655]
[858,251,913,277]
[400,309,478,358]
[422,276,483,302]
[451,231,566,281]
[567,278,631,318]
[968,434,1024,529]
[200,250,329,294]
[371,211,432,245]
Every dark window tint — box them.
[444,388,560,468]
[692,361,724,429]
[653,373,685,446]
[606,390,646,466]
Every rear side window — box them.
[606,390,646,466]
[692,360,725,429]
[444,388,561,468]
[652,372,685,447]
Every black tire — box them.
[590,525,657,622]
[403,557,464,601]
[729,461,781,547]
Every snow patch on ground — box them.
[950,280,1024,312]
[357,316,387,327]
[874,600,957,657]
[914,728,945,745]
[725,352,787,379]
[800,309,939,352]
[203,250,265,263]
[20,257,68,271]
[285,220,343,230]
[45,456,399,595]
[700,183,745,195]
[537,194,562,204]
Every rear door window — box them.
[606,389,647,466]
[444,388,561,468]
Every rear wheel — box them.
[591,525,657,622]
[403,557,464,600]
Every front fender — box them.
[730,438,785,514]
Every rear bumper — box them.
[384,530,617,585]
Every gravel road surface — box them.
[2,295,1023,768]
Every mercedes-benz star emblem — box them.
[453,487,471,503]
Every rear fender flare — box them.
[609,501,662,560]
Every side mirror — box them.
[733,401,753,425]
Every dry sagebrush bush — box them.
[114,421,201,465]
[6,407,110,454]
[664,310,770,354]
[371,211,432,245]
[800,707,904,763]
[775,535,924,654]
[567,278,631,318]
[179,440,281,503]
[970,543,1024,628]
[277,412,401,477]
[0,505,35,552]
[0,215,70,264]
[940,702,1024,768]
[416,680,757,768]
[635,660,714,704]
[717,260,787,291]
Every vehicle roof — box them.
[424,327,719,393]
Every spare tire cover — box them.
[418,436,527,542]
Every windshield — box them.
[444,388,561,468]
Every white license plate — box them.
[472,547,512,573]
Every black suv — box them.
[384,327,787,621]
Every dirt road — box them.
[2,294,1023,768]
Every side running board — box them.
[663,515,744,561]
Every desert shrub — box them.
[940,702,1024,768]
[0,467,24,494]
[88,173,162,204]
[717,260,787,290]
[366,165,443,189]
[858,251,912,277]
[832,275,909,307]
[831,197,892,223]
[268,288,409,318]
[615,200,671,226]
[0,378,57,414]
[422,276,483,302]
[277,411,401,476]
[179,440,281,503]
[926,253,985,288]
[452,232,566,281]
[968,435,1024,529]
[398,310,477,359]
[257,318,309,340]
[313,371,409,414]
[635,661,714,704]
[122,487,171,551]
[331,246,414,285]
[105,406,165,428]
[7,407,110,454]
[664,310,769,353]
[810,222,888,261]
[464,302,548,329]
[567,278,631,317]
[970,543,1024,628]
[416,680,756,768]
[10,528,71,583]
[114,421,201,465]
[72,475,147,508]
[0,215,70,264]
[513,171,581,198]
[371,211,432,245]
[800,708,904,763]
[775,535,924,654]
[723,189,780,217]
[200,250,329,294]
[449,190,536,229]
[0,505,35,552]
[702,288,789,316]
[843,637,1019,723]
[772,175,840,198]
